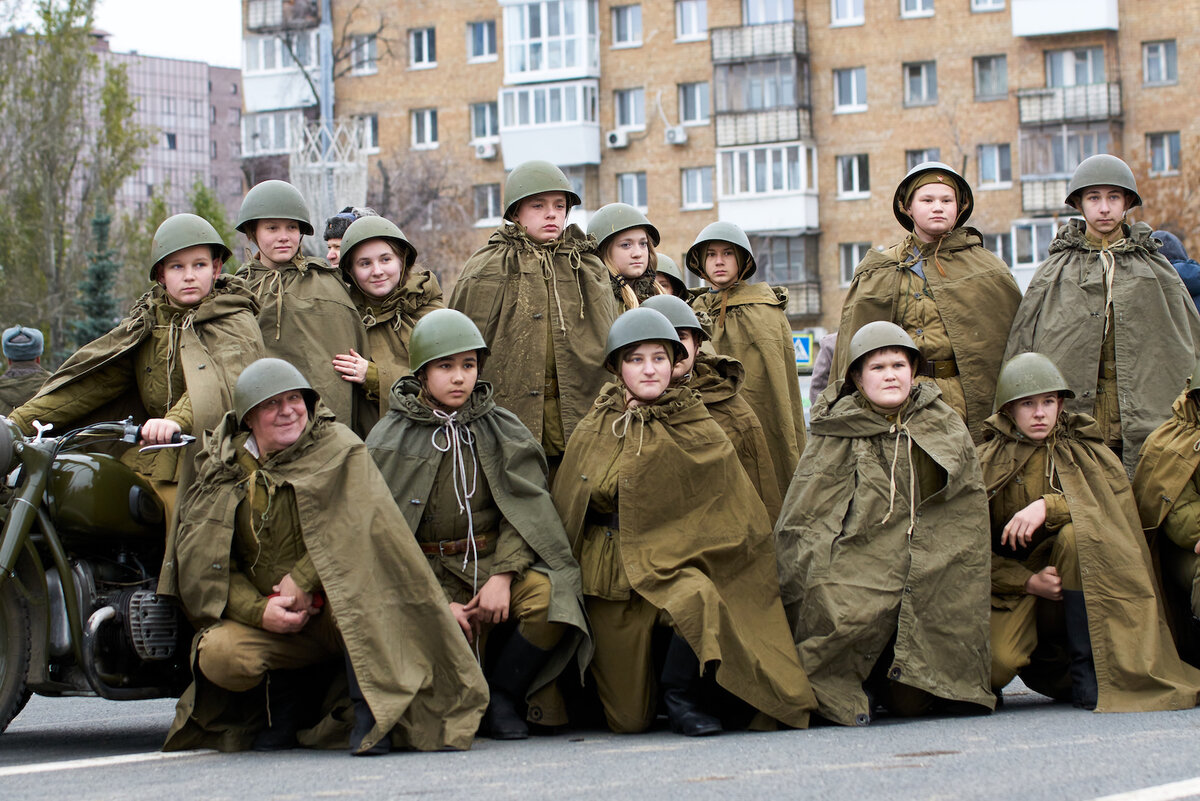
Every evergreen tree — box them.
[72,207,119,350]
[188,178,237,270]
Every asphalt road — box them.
[3,683,1200,801]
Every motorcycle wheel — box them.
[0,580,31,733]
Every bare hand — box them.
[1001,498,1047,549]
[139,418,182,446]
[332,349,369,384]
[1194,539,1200,555]
[449,602,475,643]
[463,573,513,626]
[273,573,319,615]
[1025,566,1062,601]
[261,594,311,633]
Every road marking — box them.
[1089,777,1200,801]
[0,749,212,777]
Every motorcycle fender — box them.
[7,543,53,686]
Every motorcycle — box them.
[0,417,195,733]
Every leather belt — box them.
[420,532,494,557]
[586,509,620,530]
[915,358,958,379]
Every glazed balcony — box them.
[715,107,812,148]
[1011,0,1118,37]
[711,21,808,63]
[1021,178,1072,214]
[1017,83,1122,125]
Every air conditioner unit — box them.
[474,141,497,159]
[605,129,629,149]
[665,126,688,145]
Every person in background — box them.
[653,254,689,299]
[1152,230,1200,315]
[323,206,377,269]
[808,332,837,408]
[0,326,50,415]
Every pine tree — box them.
[72,206,119,350]
[188,178,237,270]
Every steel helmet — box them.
[235,180,315,236]
[993,352,1075,412]
[641,294,709,342]
[149,214,232,280]
[655,254,687,295]
[844,321,922,385]
[338,216,417,280]
[234,358,318,424]
[1065,154,1141,210]
[587,203,661,251]
[684,221,757,281]
[894,161,974,231]
[603,308,686,373]
[408,309,489,373]
[503,160,580,219]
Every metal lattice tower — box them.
[288,116,368,242]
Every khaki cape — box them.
[775,381,995,725]
[980,411,1200,712]
[834,227,1021,444]
[1005,220,1200,478]
[365,375,593,698]
[161,408,488,752]
[0,366,49,416]
[552,384,816,728]
[450,224,619,443]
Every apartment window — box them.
[209,140,217,159]
[675,0,707,41]
[228,108,241,125]
[164,132,177,150]
[904,61,937,106]
[839,242,871,286]
[359,113,379,153]
[836,154,869,198]
[1143,41,1178,86]
[978,143,1012,187]
[906,148,940,170]
[504,0,600,79]
[1148,132,1181,176]
[412,108,438,148]
[1020,124,1109,177]
[500,81,600,129]
[974,55,1007,100]
[352,34,378,75]
[744,0,793,24]
[615,87,645,129]
[618,172,648,210]
[242,110,300,154]
[612,5,642,47]
[410,27,436,68]
[474,184,503,225]
[247,0,283,28]
[679,82,710,124]
[682,166,714,208]
[750,235,816,284]
[971,0,1004,9]
[562,166,588,206]
[470,101,500,141]
[210,105,217,124]
[1014,220,1056,269]
[285,31,316,69]
[1046,47,1104,88]
[163,97,175,115]
[468,20,497,62]
[720,144,815,197]
[831,0,864,26]
[833,67,866,112]
[982,233,1012,266]
[715,56,802,112]
[901,0,933,18]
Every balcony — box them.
[1017,83,1121,125]
[1021,178,1072,214]
[715,108,812,148]
[498,79,601,168]
[719,193,818,235]
[783,282,821,318]
[244,71,316,114]
[711,21,808,63]
[1012,0,1118,36]
[245,0,317,34]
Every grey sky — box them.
[94,0,241,69]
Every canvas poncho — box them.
[161,408,488,752]
[609,270,662,310]
[365,375,593,699]
[552,383,816,729]
[346,269,443,430]
[238,253,368,434]
[691,281,806,502]
[0,364,49,416]
[450,224,619,445]
[980,410,1200,712]
[688,351,781,521]
[775,381,994,725]
[834,226,1021,444]
[1005,219,1200,478]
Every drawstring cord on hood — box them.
[431,408,482,663]
[241,463,280,573]
[152,309,195,412]
[611,406,648,456]
[250,254,309,341]
[879,410,918,541]
[1096,238,1125,338]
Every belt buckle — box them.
[438,539,451,557]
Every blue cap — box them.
[3,326,44,361]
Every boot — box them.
[345,651,391,756]
[484,630,553,740]
[660,634,722,737]
[1062,590,1098,710]
[252,669,307,751]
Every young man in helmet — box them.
[0,325,50,415]
[235,180,369,436]
[981,353,1200,711]
[163,358,488,755]
[450,160,618,476]
[1005,154,1200,478]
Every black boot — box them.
[660,634,722,737]
[484,630,553,740]
[253,669,307,751]
[1063,590,1098,710]
[345,651,391,756]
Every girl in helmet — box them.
[552,308,815,737]
[652,254,689,298]
[775,321,995,726]
[330,216,444,432]
[982,353,1200,711]
[587,202,664,310]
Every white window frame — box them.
[751,235,816,285]
[614,87,646,130]
[470,101,500,142]
[839,242,871,286]
[714,57,798,113]
[1019,123,1110,178]
[242,110,301,155]
[1045,47,1105,88]
[905,148,940,170]
[612,5,642,48]
[900,0,933,19]
[351,34,378,76]
[411,108,438,149]
[678,82,710,125]
[982,233,1012,266]
[1013,220,1057,270]
[971,0,1003,10]
[681,166,714,209]
[1143,40,1178,86]
[617,172,648,211]
[744,0,793,25]
[718,144,816,199]
[474,183,503,227]
[410,27,437,69]
[977,143,1012,189]
[831,0,864,27]
[974,54,1007,100]
[504,0,600,82]
[499,80,600,130]
[836,153,870,199]
[467,20,497,63]
[903,61,937,107]
[675,0,707,42]
[247,0,283,29]
[1148,131,1182,176]
[833,67,866,113]
[354,113,379,154]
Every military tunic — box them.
[0,364,50,416]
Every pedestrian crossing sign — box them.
[793,332,814,369]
